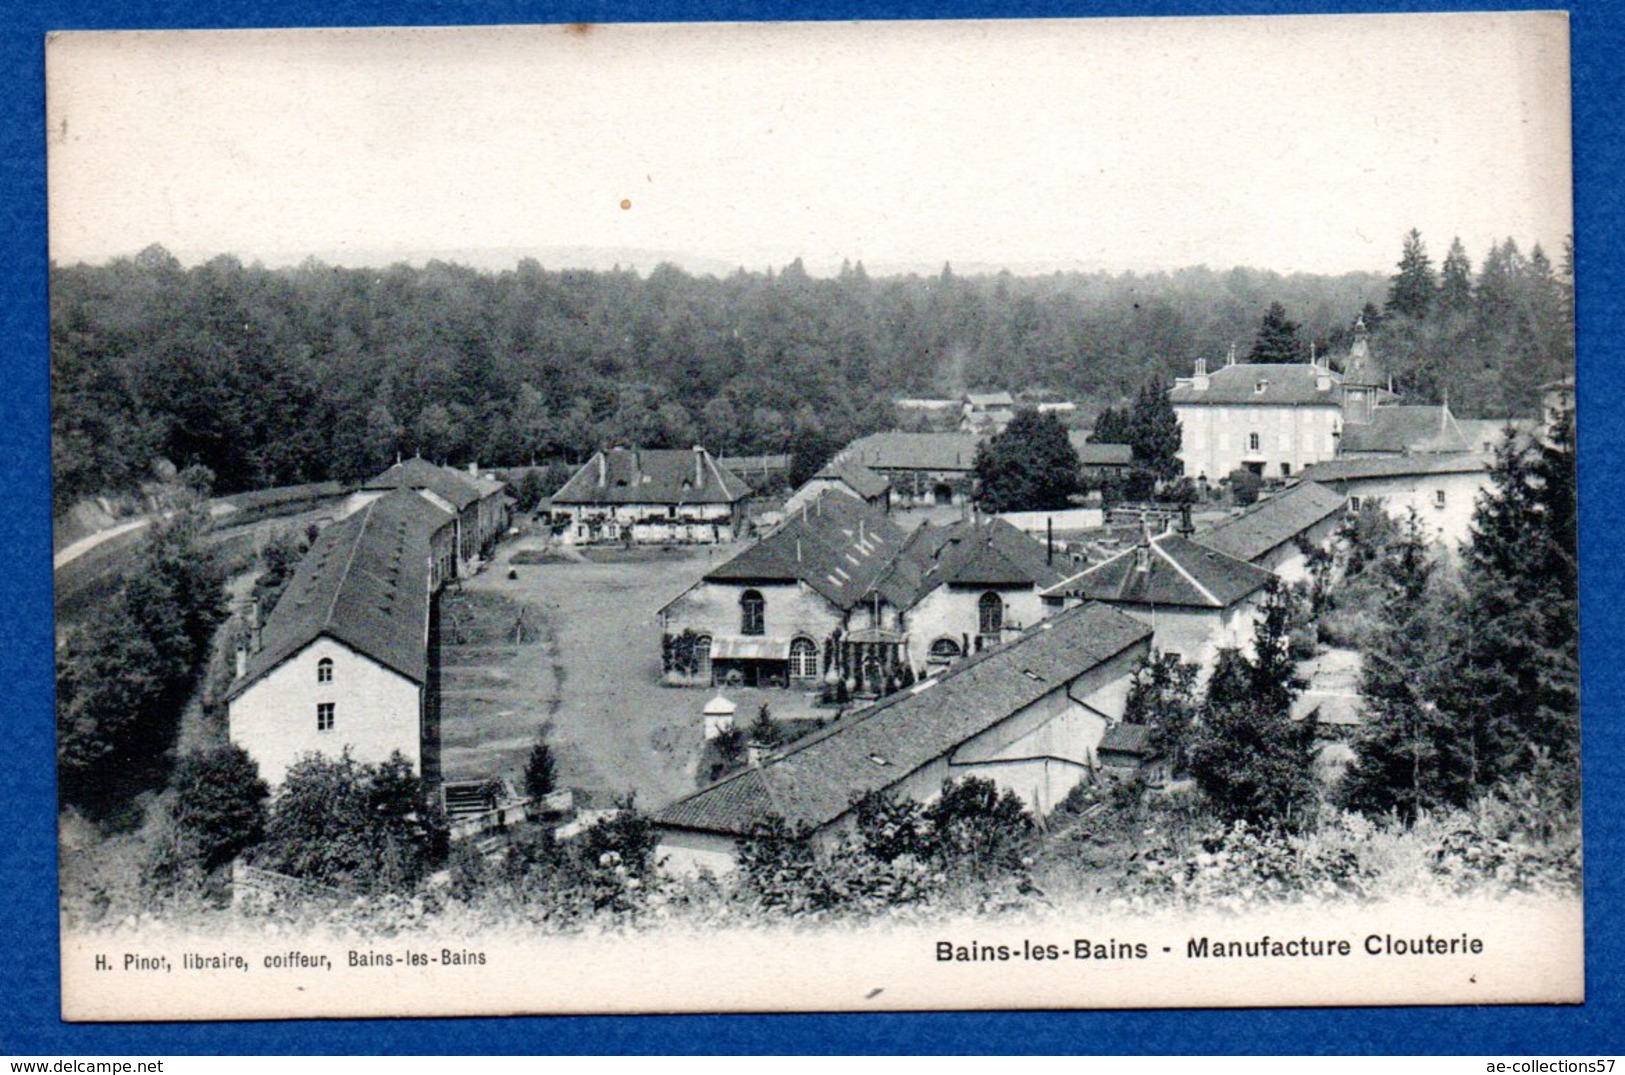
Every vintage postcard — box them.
[47,14,1579,1020]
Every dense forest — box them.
[49,231,1570,512]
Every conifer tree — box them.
[1386,229,1437,319]
[1247,302,1305,364]
[1131,375,1184,483]
[1188,581,1318,828]
[1439,412,1578,796]
[1339,511,1466,822]
[1438,237,1474,316]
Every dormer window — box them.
[1254,379,1269,394]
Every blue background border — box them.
[4,0,1620,1055]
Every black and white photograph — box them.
[47,14,1579,1019]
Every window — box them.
[317,703,335,732]
[740,590,765,636]
[789,637,819,680]
[928,637,962,664]
[1349,496,1362,512]
[978,592,1004,636]
[1247,432,1261,453]
[1434,489,1447,509]
[1280,462,1292,477]
[1254,379,1268,394]
[317,657,333,684]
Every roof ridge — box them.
[323,501,374,630]
[1154,536,1220,605]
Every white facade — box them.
[1335,470,1491,550]
[228,636,423,786]
[656,635,1146,875]
[1247,513,1344,585]
[1046,598,1261,675]
[906,585,1046,670]
[1176,402,1343,482]
[562,502,737,546]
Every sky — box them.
[44,14,1573,278]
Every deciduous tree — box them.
[972,408,1081,512]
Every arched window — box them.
[693,635,712,683]
[978,592,1004,637]
[789,637,819,680]
[928,637,962,664]
[317,657,333,684]
[741,590,765,636]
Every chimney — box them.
[1046,516,1054,566]
[1178,503,1194,538]
[1227,342,1238,367]
[249,596,263,653]
[597,452,607,487]
[1193,357,1210,392]
[234,640,248,680]
[693,445,705,488]
[1135,514,1153,574]
[468,461,478,476]
[796,538,802,563]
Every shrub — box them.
[170,743,269,871]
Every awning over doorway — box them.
[710,636,793,661]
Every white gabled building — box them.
[653,601,1154,875]
[1195,481,1347,584]
[551,446,752,545]
[1295,453,1495,551]
[1040,530,1275,674]
[226,489,448,786]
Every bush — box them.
[255,750,445,893]
[170,743,269,871]
[523,726,557,800]
[1227,468,1262,507]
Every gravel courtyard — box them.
[435,535,827,810]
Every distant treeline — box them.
[50,235,1565,511]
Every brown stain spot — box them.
[567,23,594,36]
[619,199,632,211]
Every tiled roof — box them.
[1169,363,1344,406]
[718,454,793,472]
[836,432,981,473]
[1066,434,1134,467]
[1041,532,1274,609]
[1098,723,1157,757]
[1297,453,1491,483]
[552,447,751,506]
[655,602,1152,835]
[1452,419,1533,454]
[703,492,910,610]
[1197,482,1346,563]
[910,517,1071,590]
[364,457,482,511]
[1339,406,1471,455]
[227,489,445,699]
[814,458,892,500]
